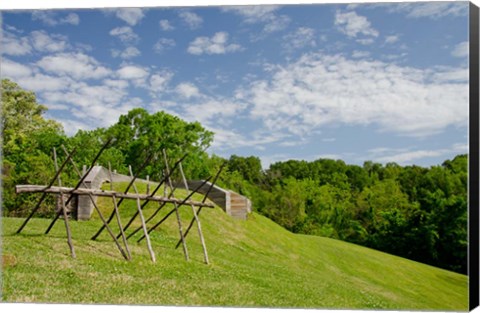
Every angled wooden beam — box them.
[175,162,226,250]
[16,147,77,234]
[54,147,76,259]
[137,208,175,243]
[45,139,112,234]
[129,166,156,263]
[127,178,209,240]
[58,146,129,260]
[108,162,131,260]
[16,185,215,208]
[162,149,188,261]
[126,202,166,240]
[118,153,188,237]
[91,154,153,240]
[178,162,209,264]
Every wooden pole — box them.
[162,150,189,261]
[16,185,214,208]
[60,194,76,258]
[146,175,150,194]
[126,202,167,240]
[59,146,129,260]
[128,178,210,241]
[109,162,131,260]
[16,147,77,234]
[175,162,226,249]
[178,162,209,264]
[118,153,188,237]
[46,139,113,234]
[54,147,76,259]
[129,166,156,263]
[164,170,168,197]
[91,153,153,240]
[137,208,175,243]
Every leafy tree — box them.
[227,155,264,183]
[106,108,214,177]
[304,181,359,239]
[1,79,64,158]
[345,164,369,192]
[1,79,66,216]
[263,178,307,231]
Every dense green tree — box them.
[1,79,66,216]
[106,108,214,177]
[263,178,307,231]
[1,79,64,158]
[227,155,263,183]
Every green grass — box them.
[1,183,468,310]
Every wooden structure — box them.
[15,142,224,264]
[70,167,253,221]
[174,180,251,220]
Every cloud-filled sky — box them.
[1,1,470,168]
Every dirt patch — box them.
[2,254,18,268]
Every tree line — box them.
[1,79,467,274]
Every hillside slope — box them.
[1,188,468,310]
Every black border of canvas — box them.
[470,2,480,311]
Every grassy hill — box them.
[1,184,468,310]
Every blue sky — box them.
[1,1,470,168]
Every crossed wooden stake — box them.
[15,141,224,264]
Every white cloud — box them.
[153,38,176,53]
[368,143,468,165]
[222,5,290,35]
[222,5,281,23]
[116,64,151,87]
[385,35,400,44]
[111,46,141,59]
[387,2,468,19]
[31,11,80,26]
[1,31,32,56]
[159,19,174,31]
[74,42,93,52]
[103,79,129,89]
[209,125,285,151]
[1,58,33,78]
[236,52,468,138]
[187,32,242,55]
[175,82,201,99]
[189,100,247,130]
[282,27,316,52]
[31,11,57,26]
[430,67,468,83]
[37,75,140,135]
[335,10,379,38]
[42,82,130,122]
[263,14,290,33]
[117,64,149,80]
[352,50,370,58]
[55,118,91,136]
[30,30,69,52]
[2,58,73,92]
[149,71,174,94]
[37,52,111,80]
[356,38,375,45]
[15,73,74,92]
[322,138,336,142]
[452,41,469,58]
[178,10,203,29]
[61,13,80,25]
[109,26,139,43]
[115,8,145,26]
